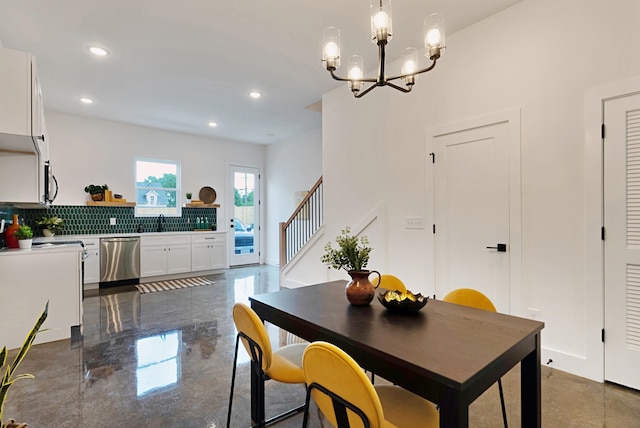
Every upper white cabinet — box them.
[0,47,50,206]
[0,47,47,156]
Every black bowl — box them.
[377,289,429,314]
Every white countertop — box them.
[0,231,228,257]
[0,243,84,257]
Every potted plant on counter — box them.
[321,227,380,306]
[186,192,193,204]
[84,184,109,201]
[0,303,48,428]
[36,215,64,237]
[13,226,33,250]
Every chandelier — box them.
[322,0,445,98]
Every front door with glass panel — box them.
[229,166,260,266]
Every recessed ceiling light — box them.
[208,121,218,128]
[80,97,94,104]
[249,91,262,99]
[88,46,109,56]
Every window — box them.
[135,158,181,217]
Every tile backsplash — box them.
[1,205,217,236]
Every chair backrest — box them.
[442,288,497,312]
[303,341,385,428]
[232,302,273,371]
[374,274,407,293]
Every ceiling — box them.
[0,0,522,145]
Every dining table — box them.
[249,280,544,428]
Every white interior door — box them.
[433,120,511,313]
[229,165,260,266]
[604,93,640,389]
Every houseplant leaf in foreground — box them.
[0,302,48,426]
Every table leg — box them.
[439,387,468,428]
[521,333,542,428]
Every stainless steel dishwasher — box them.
[100,237,140,287]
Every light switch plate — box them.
[109,217,116,226]
[405,217,425,229]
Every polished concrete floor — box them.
[3,265,640,427]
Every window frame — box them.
[134,158,182,217]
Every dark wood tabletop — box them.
[250,280,544,428]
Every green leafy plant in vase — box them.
[321,227,380,306]
[36,215,64,237]
[13,226,32,250]
[84,184,109,201]
[186,192,193,203]
[0,303,48,428]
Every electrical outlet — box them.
[109,217,116,226]
[405,217,425,229]
[527,308,540,320]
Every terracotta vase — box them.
[4,214,20,249]
[345,270,381,306]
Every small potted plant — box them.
[186,192,193,204]
[0,303,48,428]
[14,226,33,249]
[36,215,64,237]
[321,227,380,306]
[84,184,109,201]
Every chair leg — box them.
[498,378,508,428]
[250,359,266,426]
[226,336,241,428]
[301,386,314,428]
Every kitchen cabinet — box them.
[82,238,100,286]
[140,234,191,278]
[0,47,50,206]
[191,233,227,271]
[0,47,47,153]
[0,246,82,350]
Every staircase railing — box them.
[279,176,323,268]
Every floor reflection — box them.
[136,330,181,397]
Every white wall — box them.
[45,110,265,231]
[264,128,322,266]
[316,0,640,381]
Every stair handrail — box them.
[279,176,323,268]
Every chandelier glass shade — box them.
[322,0,446,98]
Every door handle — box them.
[486,243,507,252]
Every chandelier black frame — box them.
[322,0,446,98]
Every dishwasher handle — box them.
[101,237,140,242]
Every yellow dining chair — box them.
[372,274,407,293]
[442,288,508,428]
[226,302,308,428]
[301,341,439,428]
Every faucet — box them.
[157,214,165,232]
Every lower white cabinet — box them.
[191,233,227,271]
[82,238,100,284]
[140,234,191,277]
[0,248,82,350]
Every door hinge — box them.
[602,328,605,343]
[429,152,435,163]
[601,123,606,139]
[601,226,605,241]
[432,224,436,234]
